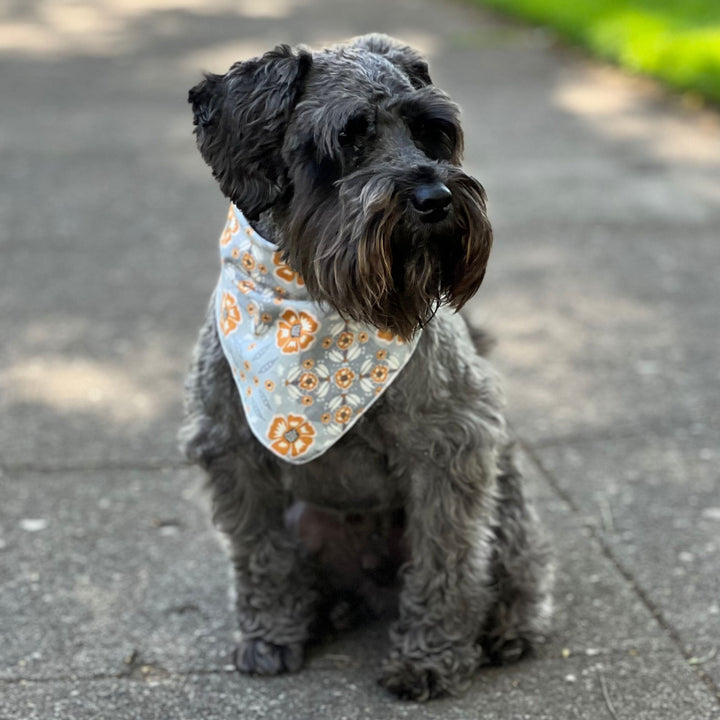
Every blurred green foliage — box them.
[474,0,720,103]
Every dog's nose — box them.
[411,182,452,220]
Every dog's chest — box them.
[278,405,405,512]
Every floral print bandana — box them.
[215,204,421,465]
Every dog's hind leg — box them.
[481,445,554,665]
[180,306,318,674]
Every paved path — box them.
[1,0,719,717]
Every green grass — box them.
[472,0,720,104]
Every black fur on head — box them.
[189,44,313,217]
[190,34,492,340]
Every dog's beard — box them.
[284,166,493,341]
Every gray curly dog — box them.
[180,34,553,701]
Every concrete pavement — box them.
[1,0,719,717]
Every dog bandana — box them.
[215,204,421,464]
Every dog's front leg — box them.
[379,423,500,701]
[206,452,318,675]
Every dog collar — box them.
[215,204,421,464]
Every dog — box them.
[180,34,553,701]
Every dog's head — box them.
[189,34,492,340]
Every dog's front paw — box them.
[233,638,304,675]
[379,658,447,701]
[483,635,532,666]
[378,645,481,701]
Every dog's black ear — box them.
[189,45,313,217]
[351,33,432,89]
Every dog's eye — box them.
[338,115,369,149]
[410,118,456,161]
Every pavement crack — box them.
[522,440,720,707]
[599,671,620,720]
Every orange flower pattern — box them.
[334,367,355,389]
[241,253,256,271]
[377,328,404,344]
[335,405,352,424]
[236,279,255,295]
[216,203,420,464]
[299,372,318,391]
[219,292,241,336]
[268,414,315,458]
[276,309,318,354]
[272,251,305,286]
[221,206,239,245]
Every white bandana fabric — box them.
[214,204,421,465]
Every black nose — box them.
[411,182,452,220]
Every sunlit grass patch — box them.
[472,0,720,103]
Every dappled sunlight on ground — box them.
[0,0,441,64]
[473,282,664,430]
[1,351,177,423]
[554,65,720,166]
[548,62,720,228]
[0,0,302,56]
